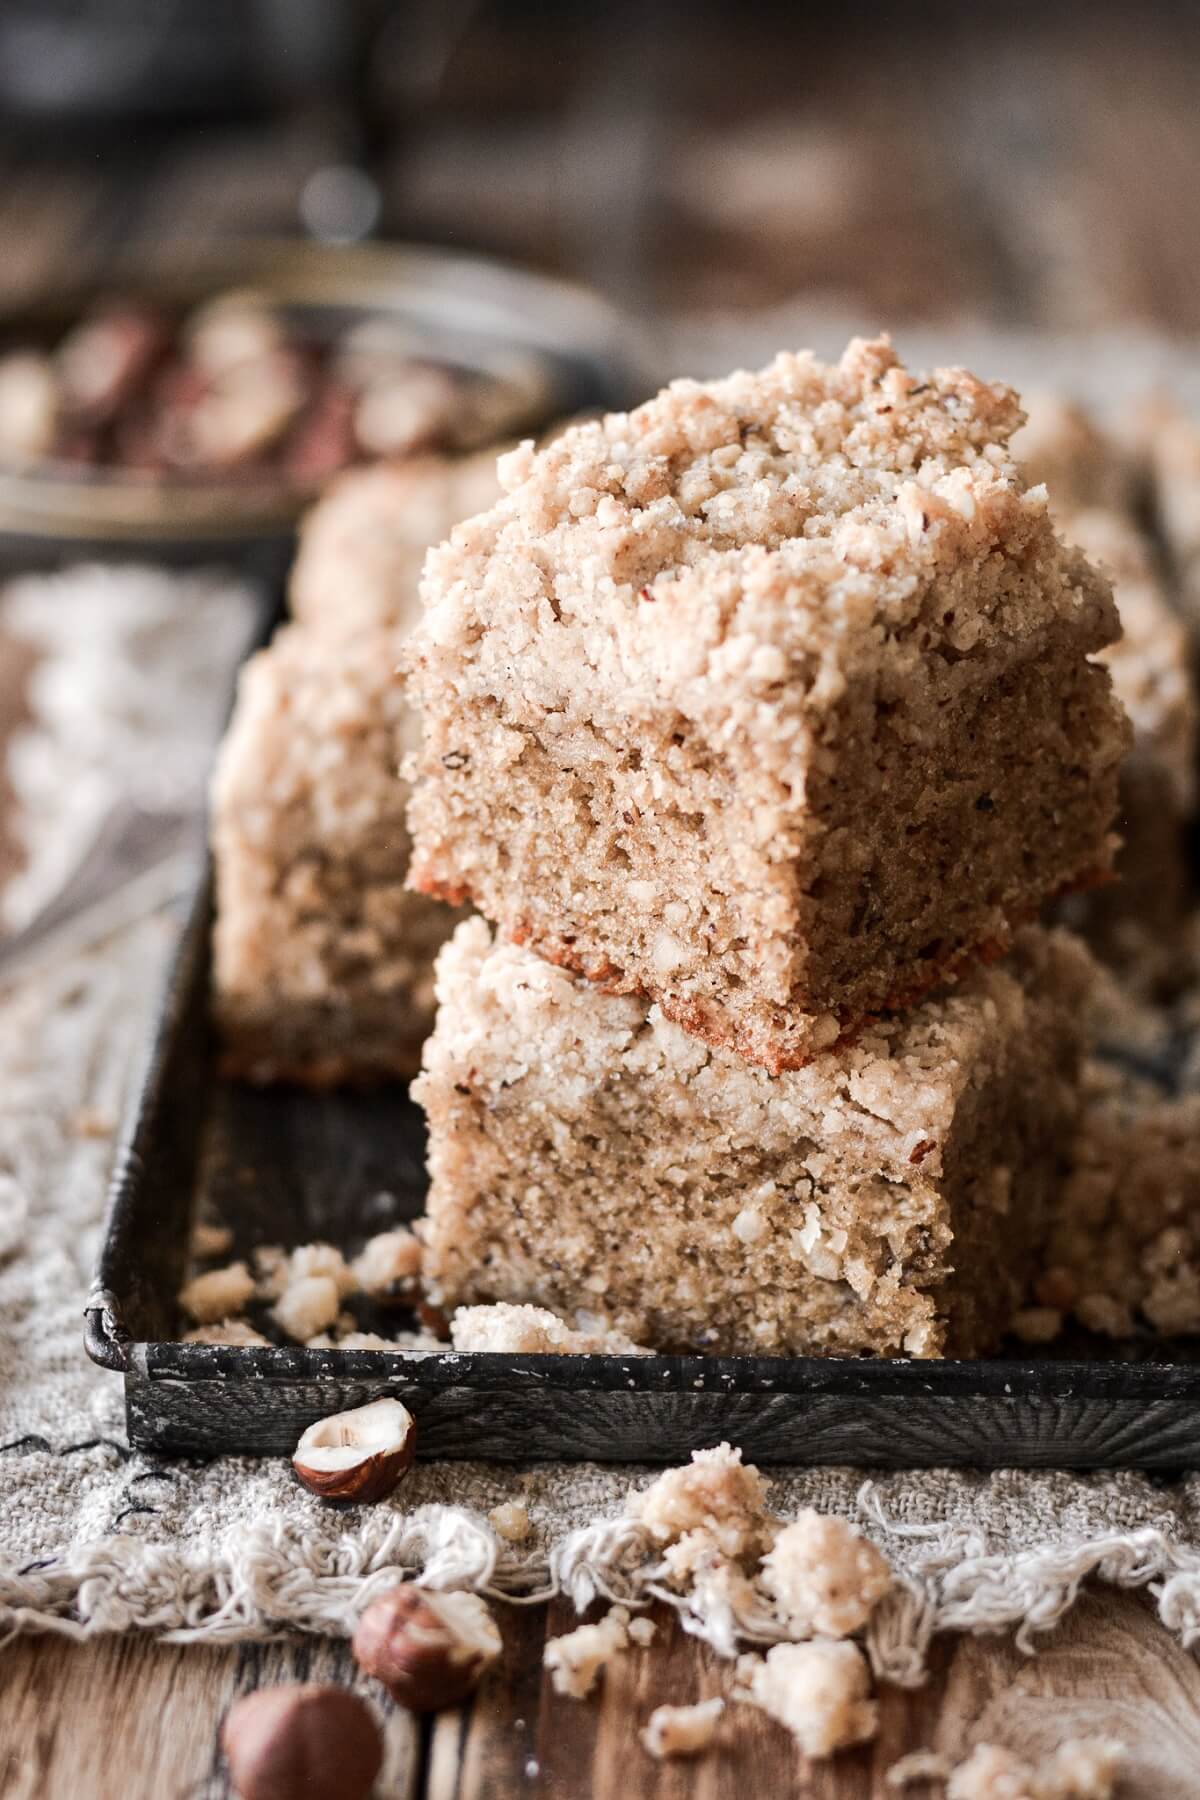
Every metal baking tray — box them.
[86,876,1200,1471]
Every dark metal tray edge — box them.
[85,869,1200,1470]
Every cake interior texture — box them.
[415,919,1092,1359]
[404,337,1129,1072]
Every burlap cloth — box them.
[5,323,1200,1677]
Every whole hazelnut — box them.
[293,1397,416,1503]
[221,1684,382,1800]
[353,1586,502,1712]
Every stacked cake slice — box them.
[403,337,1130,1358]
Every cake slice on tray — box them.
[403,336,1129,1073]
[413,919,1093,1360]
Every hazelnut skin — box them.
[221,1684,382,1800]
[353,1586,502,1712]
[292,1397,416,1503]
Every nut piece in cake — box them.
[543,1606,631,1699]
[737,1639,877,1759]
[211,622,466,1085]
[289,453,503,641]
[640,1698,725,1760]
[414,919,1091,1357]
[759,1510,891,1638]
[404,337,1127,1073]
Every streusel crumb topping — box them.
[413,336,1116,736]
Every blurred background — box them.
[4,0,1200,978]
[0,0,1198,335]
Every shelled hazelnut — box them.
[221,1684,382,1800]
[352,1586,502,1711]
[292,1397,416,1502]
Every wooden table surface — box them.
[4,6,1200,1794]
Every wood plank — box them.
[0,1632,420,1800]
[423,1589,1200,1799]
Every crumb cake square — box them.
[211,623,465,1084]
[1057,508,1197,986]
[404,337,1128,1072]
[288,451,502,641]
[413,918,1092,1359]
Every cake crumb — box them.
[188,1219,234,1262]
[450,1301,648,1355]
[328,1330,398,1350]
[1073,1293,1135,1339]
[273,1273,340,1342]
[628,1444,774,1565]
[352,1227,422,1298]
[285,1242,356,1298]
[887,1749,953,1789]
[627,1615,657,1647]
[1010,1307,1063,1345]
[760,1509,892,1637]
[181,1319,270,1347]
[543,1607,630,1699]
[737,1639,877,1759]
[251,1243,289,1297]
[178,1261,256,1325]
[947,1739,1124,1800]
[488,1500,532,1543]
[640,1697,724,1760]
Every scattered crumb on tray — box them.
[351,1226,422,1299]
[448,1301,650,1355]
[1010,1306,1065,1346]
[188,1219,234,1261]
[640,1697,724,1760]
[177,1261,256,1325]
[182,1319,271,1347]
[176,1230,442,1348]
